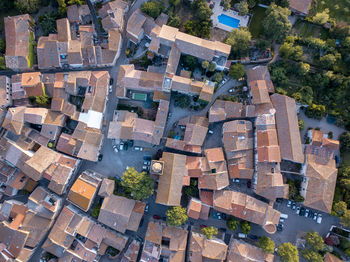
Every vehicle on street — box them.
[277,224,283,231]
[134,146,143,151]
[238,233,247,238]
[280,213,288,219]
[292,203,296,210]
[98,154,103,161]
[208,130,214,134]
[279,218,285,223]
[144,155,152,161]
[308,210,314,218]
[200,225,207,228]
[153,215,161,220]
[143,161,151,166]
[145,204,149,213]
[119,143,128,151]
[313,213,318,221]
[305,209,310,217]
[228,88,235,93]
[109,78,114,85]
[109,85,112,93]
[113,145,118,153]
[248,235,258,240]
[276,198,283,203]
[317,214,322,224]
[287,200,291,208]
[300,207,305,216]
[247,181,251,188]
[142,166,149,172]
[233,178,240,183]
[296,207,300,215]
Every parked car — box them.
[143,161,151,166]
[228,88,235,93]
[113,144,118,153]
[217,212,222,220]
[280,214,288,219]
[305,209,310,217]
[233,178,240,183]
[142,166,149,172]
[139,217,144,227]
[313,212,318,221]
[119,143,128,151]
[109,78,114,85]
[200,224,207,228]
[317,214,322,224]
[134,146,143,151]
[144,155,152,161]
[109,85,112,93]
[300,207,305,216]
[153,215,161,220]
[221,213,227,220]
[145,204,149,213]
[277,224,283,231]
[308,210,314,218]
[296,206,300,215]
[292,203,296,210]
[114,176,122,181]
[208,130,214,134]
[287,200,292,208]
[238,233,247,238]
[98,154,103,161]
[279,218,285,223]
[248,235,258,240]
[247,181,251,188]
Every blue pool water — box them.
[218,14,240,28]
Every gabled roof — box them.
[246,66,274,93]
[227,239,274,262]
[289,0,312,15]
[209,100,243,122]
[156,152,187,206]
[2,106,25,134]
[250,80,271,104]
[271,94,304,163]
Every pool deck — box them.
[211,0,250,32]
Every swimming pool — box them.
[217,14,240,29]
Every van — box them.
[280,213,288,219]
[238,233,247,238]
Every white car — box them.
[296,206,300,215]
[313,213,318,221]
[113,145,118,153]
[279,218,285,223]
[317,214,322,224]
[134,146,143,151]
[208,130,214,134]
[228,88,235,93]
[305,209,309,217]
[287,200,291,208]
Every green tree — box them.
[39,13,57,36]
[312,9,329,25]
[277,243,299,262]
[225,28,251,55]
[0,56,6,70]
[279,42,303,60]
[298,119,305,130]
[0,39,5,54]
[223,0,231,10]
[305,231,325,251]
[35,94,50,106]
[177,94,191,108]
[240,221,251,234]
[301,249,323,262]
[229,63,245,79]
[184,55,198,71]
[305,103,326,119]
[340,132,350,153]
[202,60,209,70]
[258,236,275,254]
[237,1,249,16]
[208,62,216,72]
[168,14,181,28]
[15,0,40,13]
[169,0,180,7]
[298,62,310,76]
[193,0,213,20]
[166,206,188,226]
[262,3,291,43]
[247,0,256,8]
[333,201,347,217]
[319,54,337,69]
[121,167,154,200]
[341,209,350,228]
[226,217,239,231]
[201,226,218,239]
[141,1,164,19]
[214,72,223,83]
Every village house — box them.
[141,220,188,262]
[289,0,312,16]
[0,187,61,261]
[4,14,34,71]
[300,129,339,213]
[43,205,128,261]
[97,179,146,234]
[68,170,102,212]
[188,231,228,261]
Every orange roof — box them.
[187,198,202,219]
[68,177,97,211]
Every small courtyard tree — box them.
[121,167,154,201]
[166,206,188,226]
[201,226,218,239]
